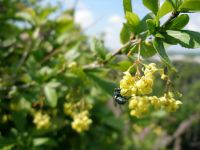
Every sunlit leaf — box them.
[126,12,140,33]
[164,14,189,30]
[165,30,200,48]
[179,0,200,12]
[120,23,131,44]
[142,0,159,14]
[123,0,133,14]
[158,0,174,18]
[153,38,173,68]
[44,84,58,108]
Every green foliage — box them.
[178,0,200,12]
[121,0,200,68]
[164,14,189,30]
[142,0,159,15]
[158,0,174,18]
[0,0,200,150]
[120,23,131,44]
[123,0,133,14]
[153,38,173,68]
[125,12,140,33]
[165,30,200,48]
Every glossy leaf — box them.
[158,0,174,18]
[179,0,200,12]
[126,12,140,33]
[137,13,154,33]
[166,30,200,48]
[141,42,157,58]
[167,0,177,9]
[142,0,159,14]
[44,84,58,108]
[123,0,133,14]
[164,14,189,30]
[146,19,156,34]
[153,38,173,68]
[120,23,131,44]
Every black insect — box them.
[113,88,128,105]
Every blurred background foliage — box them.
[0,0,200,150]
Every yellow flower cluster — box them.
[120,63,158,96]
[64,102,74,116]
[159,92,182,112]
[33,111,50,129]
[71,110,92,133]
[120,63,182,118]
[64,102,92,133]
[129,94,182,118]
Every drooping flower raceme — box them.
[119,63,182,118]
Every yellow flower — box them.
[160,93,182,112]
[144,63,158,75]
[129,97,138,109]
[150,96,161,109]
[130,110,141,118]
[64,102,74,117]
[129,96,150,118]
[136,75,154,95]
[33,111,50,129]
[120,71,136,96]
[71,111,92,133]
[120,63,182,118]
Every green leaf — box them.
[142,0,159,14]
[126,12,140,33]
[12,111,27,131]
[33,137,56,147]
[165,30,200,48]
[39,7,57,20]
[15,8,36,25]
[167,0,178,9]
[116,61,133,71]
[179,0,200,12]
[146,19,156,34]
[164,14,189,30]
[137,13,154,33]
[44,84,58,108]
[153,38,173,68]
[123,0,132,14]
[91,38,107,60]
[15,12,35,25]
[64,42,80,62]
[158,0,174,18]
[120,23,131,44]
[102,116,124,130]
[86,73,116,96]
[141,42,157,58]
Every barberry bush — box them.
[0,0,200,149]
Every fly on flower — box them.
[113,88,128,105]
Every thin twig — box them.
[103,39,138,65]
[83,39,138,70]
